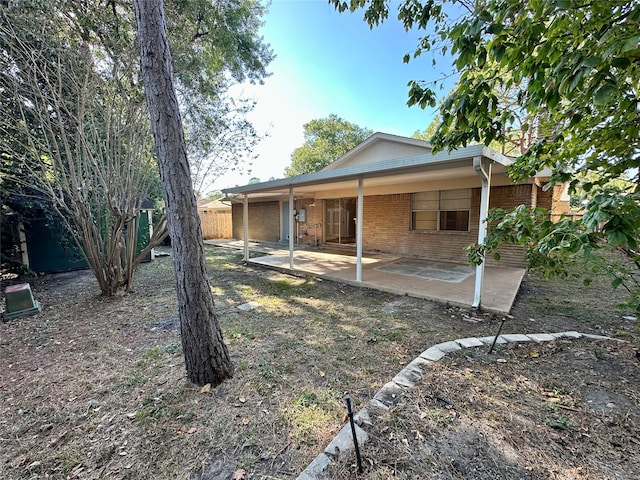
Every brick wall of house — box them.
[231,201,280,242]
[232,184,549,268]
[489,184,536,210]
[297,199,323,246]
[549,184,574,220]
[536,184,552,211]
[482,184,532,268]
[534,182,574,219]
[358,184,533,268]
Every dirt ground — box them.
[329,339,640,480]
[1,245,638,480]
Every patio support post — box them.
[473,157,492,309]
[356,177,364,282]
[243,194,249,262]
[289,187,295,269]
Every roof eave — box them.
[222,144,513,196]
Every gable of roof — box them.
[197,199,231,211]
[223,143,514,197]
[322,132,432,171]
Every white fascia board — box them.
[480,146,514,167]
[222,144,512,196]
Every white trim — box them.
[243,194,249,262]
[356,178,364,283]
[222,144,513,196]
[473,157,492,310]
[288,188,294,269]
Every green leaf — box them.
[478,10,492,22]
[593,84,616,106]
[554,0,572,10]
[581,56,601,68]
[611,57,631,69]
[486,23,504,34]
[622,36,640,53]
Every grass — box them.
[0,245,638,479]
[286,389,342,445]
[330,338,640,479]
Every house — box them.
[197,199,232,240]
[222,133,571,310]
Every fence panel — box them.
[199,210,232,239]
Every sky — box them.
[216,0,458,190]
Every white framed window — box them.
[411,189,471,232]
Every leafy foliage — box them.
[412,114,440,142]
[166,0,273,193]
[334,0,640,311]
[285,114,373,176]
[1,6,167,294]
[1,0,271,295]
[335,0,639,187]
[186,95,261,198]
[466,187,640,311]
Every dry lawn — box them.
[1,245,638,480]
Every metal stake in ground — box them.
[488,317,506,354]
[344,394,363,474]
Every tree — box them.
[335,0,640,311]
[2,0,271,296]
[134,0,233,386]
[413,76,552,155]
[412,114,440,142]
[163,0,272,196]
[186,95,260,198]
[285,114,373,176]
[0,5,167,296]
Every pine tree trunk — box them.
[133,0,233,386]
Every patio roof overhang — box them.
[222,144,513,199]
[222,145,515,312]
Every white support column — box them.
[18,221,29,267]
[289,188,295,270]
[147,210,155,260]
[473,157,491,310]
[356,177,364,283]
[243,194,249,262]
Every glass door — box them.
[324,198,357,244]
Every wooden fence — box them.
[198,210,232,240]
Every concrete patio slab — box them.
[207,241,525,313]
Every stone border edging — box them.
[295,331,622,480]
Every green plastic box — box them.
[3,283,42,321]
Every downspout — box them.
[243,194,249,262]
[356,177,364,282]
[473,156,491,310]
[289,187,295,270]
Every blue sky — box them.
[219,0,458,188]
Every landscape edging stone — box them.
[294,331,618,480]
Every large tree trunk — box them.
[133,0,233,386]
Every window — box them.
[411,189,471,231]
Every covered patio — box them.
[208,240,525,313]
[223,143,525,312]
